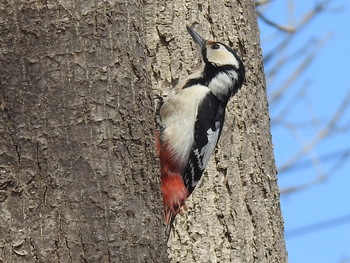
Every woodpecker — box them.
[155,26,245,237]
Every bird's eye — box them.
[211,43,220,50]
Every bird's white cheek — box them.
[207,50,239,68]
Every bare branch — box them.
[255,0,272,7]
[257,10,295,33]
[267,38,319,80]
[281,175,326,195]
[281,148,350,195]
[260,0,348,196]
[285,213,350,238]
[269,33,332,105]
[280,148,350,173]
[271,82,309,126]
[263,0,334,64]
[279,90,350,173]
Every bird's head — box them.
[186,26,245,99]
[186,26,244,71]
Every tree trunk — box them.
[145,0,287,262]
[0,1,168,262]
[0,0,287,262]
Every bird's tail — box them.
[165,211,176,242]
[161,172,188,220]
[162,174,188,242]
[156,132,189,241]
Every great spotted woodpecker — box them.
[155,26,245,236]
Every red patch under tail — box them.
[155,131,189,230]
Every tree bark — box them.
[0,1,168,262]
[145,0,287,262]
[0,0,287,262]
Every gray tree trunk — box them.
[145,0,287,262]
[0,1,168,262]
[0,0,287,263]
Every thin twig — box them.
[285,121,327,181]
[281,175,327,195]
[280,148,350,173]
[257,10,295,33]
[279,90,350,173]
[269,33,332,105]
[267,38,318,80]
[264,0,333,64]
[280,148,350,195]
[271,81,309,126]
[255,0,272,6]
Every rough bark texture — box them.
[0,0,287,262]
[145,0,287,262]
[0,1,168,262]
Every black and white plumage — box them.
[156,26,245,231]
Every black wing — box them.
[182,92,226,194]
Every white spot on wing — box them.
[193,121,221,172]
[188,160,196,187]
[200,122,221,169]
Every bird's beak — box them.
[186,26,206,49]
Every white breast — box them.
[160,84,209,165]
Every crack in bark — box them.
[29,237,39,263]
[8,131,21,164]
[65,236,73,263]
[57,212,73,263]
[216,213,234,243]
[4,107,21,164]
[54,238,60,263]
[42,186,48,207]
[78,229,88,263]
[36,142,42,174]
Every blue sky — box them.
[257,1,350,262]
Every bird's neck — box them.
[206,66,239,104]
